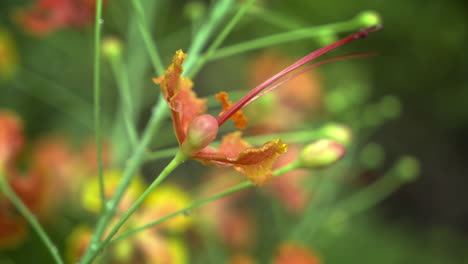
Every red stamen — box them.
[216,26,381,127]
[244,52,376,106]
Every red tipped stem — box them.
[216,26,381,127]
[244,52,376,106]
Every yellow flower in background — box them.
[140,184,192,233]
[81,169,144,213]
[135,235,188,264]
[0,27,19,81]
[66,225,92,264]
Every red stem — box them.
[216,26,380,127]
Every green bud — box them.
[394,156,420,182]
[360,142,385,169]
[356,11,382,27]
[184,2,206,21]
[321,123,352,145]
[101,37,122,60]
[181,114,218,156]
[299,139,346,169]
[379,95,401,120]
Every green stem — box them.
[144,125,340,161]
[79,97,168,264]
[335,167,405,214]
[93,0,106,210]
[183,0,235,76]
[188,0,257,78]
[83,151,187,262]
[208,16,367,60]
[110,161,300,243]
[248,5,302,30]
[109,58,138,148]
[129,0,165,75]
[0,170,64,264]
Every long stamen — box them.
[244,52,376,106]
[217,26,381,127]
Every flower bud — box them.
[101,36,122,61]
[321,123,352,145]
[394,156,420,183]
[184,1,206,22]
[356,11,382,28]
[298,139,345,169]
[181,114,218,156]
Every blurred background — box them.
[1,0,468,263]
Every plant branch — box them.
[110,161,300,242]
[93,0,106,211]
[0,170,64,264]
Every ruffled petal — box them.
[153,50,206,143]
[216,92,248,129]
[194,132,287,186]
[153,50,187,107]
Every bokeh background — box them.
[1,0,468,263]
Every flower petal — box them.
[153,50,187,107]
[216,92,248,129]
[194,132,287,186]
[154,50,206,143]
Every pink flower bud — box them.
[299,139,345,169]
[181,114,218,156]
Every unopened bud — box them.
[101,37,122,60]
[394,156,420,182]
[356,11,382,28]
[299,139,345,169]
[181,114,218,156]
[379,95,401,120]
[321,123,352,145]
[184,1,206,21]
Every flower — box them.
[16,0,105,35]
[139,184,192,233]
[81,169,145,213]
[0,111,24,167]
[273,242,321,264]
[0,28,19,80]
[154,27,379,186]
[154,51,286,186]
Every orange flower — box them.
[273,242,321,264]
[16,0,105,35]
[154,51,286,186]
[154,27,379,186]
[0,111,24,167]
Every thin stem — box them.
[183,0,235,76]
[208,16,368,61]
[93,0,106,210]
[109,58,138,148]
[144,125,345,161]
[79,97,169,264]
[188,0,257,78]
[335,166,405,214]
[248,5,302,30]
[0,170,64,264]
[129,0,165,75]
[83,151,187,262]
[110,161,300,243]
